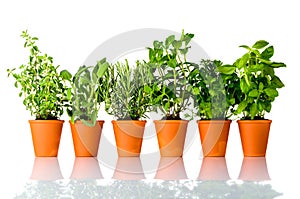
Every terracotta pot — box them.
[154,120,189,157]
[112,120,146,156]
[29,120,64,157]
[198,120,231,157]
[70,120,104,157]
[238,120,272,157]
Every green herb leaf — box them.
[250,103,258,119]
[236,100,248,114]
[259,82,264,91]
[172,40,182,49]
[252,40,269,49]
[240,78,250,93]
[167,59,177,68]
[238,53,249,69]
[261,46,274,59]
[165,35,175,48]
[217,65,235,74]
[249,89,259,97]
[97,62,109,77]
[270,62,286,68]
[271,76,285,88]
[60,70,72,80]
[239,45,251,50]
[264,88,279,97]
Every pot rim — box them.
[197,120,232,124]
[112,120,146,123]
[153,119,189,124]
[29,120,64,124]
[69,120,105,124]
[237,119,272,124]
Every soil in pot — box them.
[70,120,104,157]
[29,120,64,157]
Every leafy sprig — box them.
[234,40,286,119]
[7,30,71,120]
[146,30,194,120]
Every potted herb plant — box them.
[146,31,194,156]
[188,59,239,156]
[67,58,109,157]
[233,40,286,156]
[7,30,71,157]
[107,60,152,156]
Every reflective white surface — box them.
[12,157,283,198]
[0,155,281,198]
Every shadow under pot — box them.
[29,120,64,157]
[198,120,231,157]
[69,120,104,157]
[112,120,146,157]
[237,120,272,157]
[154,120,189,157]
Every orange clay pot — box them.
[154,120,189,157]
[237,120,272,157]
[70,120,104,157]
[29,120,64,157]
[198,120,231,157]
[112,120,146,157]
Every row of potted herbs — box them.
[7,30,286,158]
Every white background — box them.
[0,0,299,198]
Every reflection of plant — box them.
[146,30,194,120]
[15,180,282,198]
[188,60,239,120]
[107,60,152,120]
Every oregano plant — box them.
[7,30,71,120]
[234,40,286,120]
[146,30,194,120]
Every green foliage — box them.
[188,60,240,120]
[107,60,152,120]
[67,58,109,126]
[7,30,71,120]
[234,40,286,120]
[147,30,194,120]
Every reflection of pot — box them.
[238,157,271,181]
[112,120,146,157]
[70,120,104,157]
[154,120,188,157]
[30,157,63,181]
[113,157,145,180]
[155,157,187,180]
[238,120,271,156]
[198,157,230,180]
[29,120,64,157]
[198,120,231,157]
[70,157,103,179]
